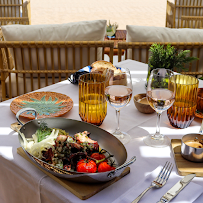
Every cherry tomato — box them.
[76,159,97,173]
[97,162,116,172]
[90,153,106,161]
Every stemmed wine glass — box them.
[143,68,176,147]
[105,67,133,145]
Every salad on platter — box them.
[20,122,116,173]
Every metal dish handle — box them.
[107,156,136,178]
[16,108,37,126]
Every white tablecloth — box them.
[0,59,203,203]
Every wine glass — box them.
[105,67,133,144]
[143,68,176,147]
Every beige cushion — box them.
[2,20,107,41]
[2,20,107,75]
[126,25,203,42]
[1,20,107,97]
[126,25,203,72]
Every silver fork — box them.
[131,161,173,203]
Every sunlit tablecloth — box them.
[0,59,202,203]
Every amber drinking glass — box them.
[79,73,108,126]
[167,75,199,129]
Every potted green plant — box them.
[146,43,198,86]
[106,21,118,39]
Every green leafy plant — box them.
[148,43,198,72]
[107,20,118,30]
[106,21,118,37]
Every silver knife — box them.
[157,174,196,203]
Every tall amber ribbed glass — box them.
[167,75,199,129]
[79,73,107,126]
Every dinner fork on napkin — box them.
[131,161,173,203]
[112,166,203,203]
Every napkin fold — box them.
[112,166,203,203]
[68,66,91,84]
[68,65,123,84]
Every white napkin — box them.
[112,166,203,203]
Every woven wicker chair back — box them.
[117,41,203,77]
[181,15,203,28]
[166,0,203,28]
[0,41,114,101]
[0,0,30,25]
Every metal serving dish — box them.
[16,108,136,183]
[181,133,203,162]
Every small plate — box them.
[10,92,73,119]
[195,110,203,119]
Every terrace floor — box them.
[30,0,167,28]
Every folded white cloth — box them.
[112,166,203,203]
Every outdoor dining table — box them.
[0,59,203,203]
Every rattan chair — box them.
[181,15,203,28]
[0,0,30,25]
[166,0,203,28]
[180,71,203,78]
[117,41,203,76]
[0,16,29,25]
[0,41,114,101]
